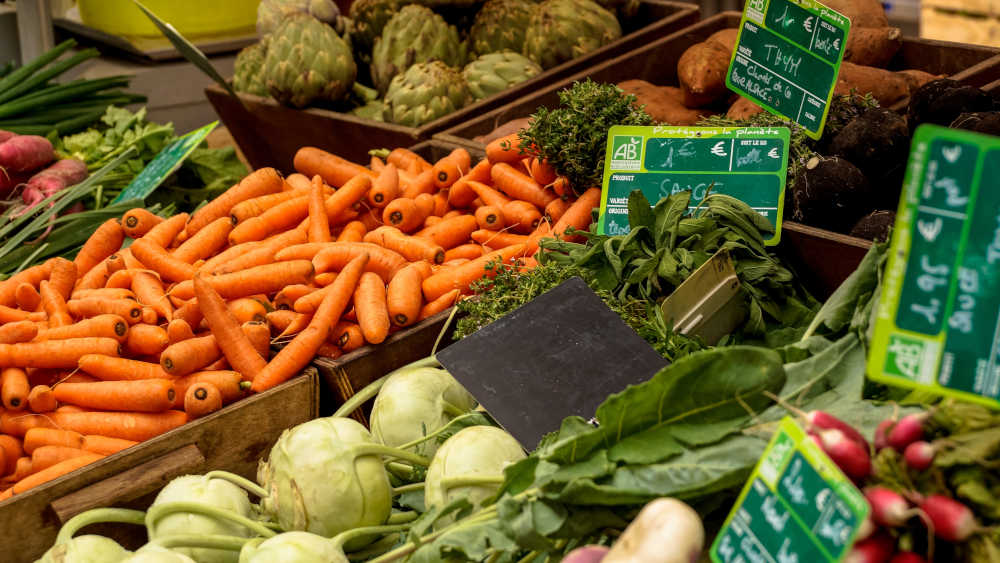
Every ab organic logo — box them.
[611,135,643,171]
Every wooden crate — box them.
[1,371,319,563]
[204,0,699,172]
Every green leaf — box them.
[607,425,683,464]
[627,190,654,230]
[801,241,888,340]
[934,427,1000,468]
[654,191,690,248]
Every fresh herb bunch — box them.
[515,79,652,193]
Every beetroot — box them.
[21,159,88,208]
[888,413,928,452]
[0,135,54,173]
[920,495,978,542]
[902,441,935,471]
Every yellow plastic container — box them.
[79,0,260,38]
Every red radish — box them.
[903,441,935,471]
[888,413,927,452]
[807,411,870,449]
[846,531,895,563]
[874,419,895,450]
[865,487,912,527]
[21,159,88,208]
[0,130,14,144]
[562,546,609,563]
[920,494,978,542]
[889,552,927,563]
[855,514,876,542]
[0,135,54,173]
[817,428,871,480]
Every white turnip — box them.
[602,498,705,563]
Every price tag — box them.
[710,417,870,563]
[868,124,1000,408]
[726,0,850,140]
[112,121,218,204]
[597,125,790,244]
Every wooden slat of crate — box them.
[2,370,318,563]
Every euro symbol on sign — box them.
[711,141,727,157]
[942,145,962,163]
[803,16,813,32]
[768,147,780,159]
[833,38,841,50]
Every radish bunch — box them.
[0,131,87,210]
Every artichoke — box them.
[463,51,542,100]
[351,100,386,122]
[257,0,340,36]
[523,0,622,69]
[233,39,270,97]
[383,61,472,127]
[349,0,402,57]
[468,0,537,56]
[370,5,467,93]
[263,14,357,108]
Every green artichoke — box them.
[263,14,357,108]
[468,0,537,56]
[523,0,622,69]
[383,61,472,127]
[233,39,270,97]
[463,51,542,100]
[257,0,340,36]
[351,100,386,122]
[349,0,402,57]
[370,5,467,93]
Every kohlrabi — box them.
[121,545,197,563]
[239,532,347,563]
[35,508,145,563]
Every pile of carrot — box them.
[0,138,598,500]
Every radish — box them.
[0,135,54,173]
[874,419,895,451]
[888,413,927,452]
[855,514,876,541]
[865,487,912,527]
[21,159,88,209]
[0,130,14,144]
[889,552,928,563]
[563,546,609,563]
[920,494,979,542]
[846,532,895,563]
[902,441,935,471]
[807,411,870,450]
[817,428,871,481]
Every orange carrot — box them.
[121,208,163,238]
[314,272,337,286]
[230,188,311,224]
[170,260,315,301]
[387,264,423,327]
[198,241,260,274]
[273,242,333,262]
[552,187,600,241]
[416,214,478,250]
[23,428,82,454]
[172,217,232,264]
[80,435,136,456]
[27,385,57,413]
[443,244,484,262]
[330,321,364,352]
[387,148,432,173]
[448,160,493,208]
[172,371,245,408]
[2,368,29,410]
[228,297,268,324]
[312,242,406,283]
[369,156,386,172]
[551,176,572,200]
[125,324,169,357]
[475,206,505,231]
[422,244,526,301]
[211,228,308,275]
[166,319,195,345]
[502,200,543,234]
[371,226,445,264]
[195,274,267,381]
[0,305,45,324]
[187,168,283,235]
[105,269,132,291]
[368,163,399,208]
[419,289,460,320]
[138,213,187,250]
[0,321,38,344]
[31,445,94,472]
[401,168,435,199]
[78,355,169,381]
[307,175,333,243]
[10,452,104,493]
[316,342,342,359]
[0,435,22,475]
[529,158,558,186]
[131,271,172,322]
[11,456,34,481]
[50,410,187,442]
[491,162,556,209]
[242,321,271,361]
[284,173,311,191]
[36,315,129,345]
[252,253,369,393]
[291,284,335,315]
[544,198,571,222]
[266,310,305,337]
[74,261,110,291]
[105,254,126,276]
[467,180,510,209]
[184,382,222,419]
[53,379,175,412]
[486,134,525,164]
[294,147,375,188]
[336,220,367,243]
[356,203,383,232]
[129,239,196,282]
[424,216,442,229]
[432,148,471,189]
[15,283,40,312]
[274,285,314,311]
[71,287,134,301]
[354,272,389,344]
[74,219,124,278]
[0,263,52,307]
[67,298,143,324]
[322,173,373,225]
[229,193,310,245]
[0,411,54,437]
[160,335,221,376]
[471,229,530,249]
[45,257,77,300]
[383,195,433,233]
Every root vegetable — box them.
[21,159,88,208]
[865,487,912,527]
[602,498,704,563]
[887,413,927,452]
[846,531,895,563]
[822,0,889,27]
[902,441,935,471]
[727,96,764,120]
[889,553,927,563]
[807,410,870,450]
[836,63,910,107]
[816,428,871,480]
[790,155,871,234]
[0,135,54,173]
[951,111,1000,136]
[919,494,978,542]
[618,79,706,125]
[473,117,533,145]
[677,40,732,107]
[875,418,895,450]
[897,70,943,94]
[0,130,13,144]
[845,27,901,67]
[908,79,994,129]
[563,546,609,563]
[850,211,896,242]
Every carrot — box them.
[28,385,57,413]
[78,355,168,381]
[229,193,310,245]
[424,216,442,229]
[170,260,315,301]
[172,217,233,264]
[372,226,445,264]
[160,335,221,376]
[552,186,600,241]
[12,456,34,481]
[125,324,169,357]
[67,298,143,324]
[312,242,407,283]
[230,188,310,225]
[187,168,283,235]
[2,368,29,410]
[383,195,432,233]
[121,208,163,238]
[387,148,432,173]
[432,148,471,189]
[11,452,104,493]
[475,206,505,231]
[551,176,572,200]
[0,435,22,475]
[431,193,451,216]
[419,289,460,320]
[50,410,186,442]
[272,285,312,311]
[242,321,271,361]
[369,156,386,172]
[0,262,52,307]
[503,200,543,234]
[314,272,337,286]
[0,305,45,324]
[442,259,470,267]
[104,269,133,290]
[31,445,94,472]
[486,133,525,164]
[467,180,510,209]
[266,310,304,336]
[228,297,268,323]
[294,147,375,188]
[354,272,390,344]
[195,274,267,381]
[417,214,478,249]
[166,319,195,345]
[45,257,77,300]
[336,220,367,243]
[71,287,135,301]
[316,343,342,359]
[138,213,187,250]
[305,175,333,243]
[471,229,530,249]
[544,198,571,222]
[491,162,555,209]
[401,168,435,199]
[15,283,40,312]
[529,158,558,186]
[54,379,175,412]
[321,173,373,225]
[443,244,484,262]
[211,228,308,275]
[449,160,493,208]
[23,428,82,454]
[252,252,369,393]
[74,219,124,278]
[0,321,38,344]
[356,203,383,232]
[387,264,424,327]
[74,261,110,291]
[80,435,136,456]
[130,239,196,283]
[171,371,245,408]
[274,242,334,262]
[284,173,311,191]
[184,382,222,419]
[330,321,364,352]
[198,242,260,275]
[106,254,126,276]
[131,271,171,322]
[368,163,399,208]
[422,244,526,301]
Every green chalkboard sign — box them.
[597,125,790,244]
[726,0,850,140]
[868,125,1000,409]
[111,121,218,204]
[710,417,870,563]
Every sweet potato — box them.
[822,0,889,28]
[836,62,909,106]
[677,40,733,107]
[706,28,739,52]
[473,117,533,145]
[727,96,764,120]
[845,27,901,67]
[897,69,945,94]
[618,80,707,125]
